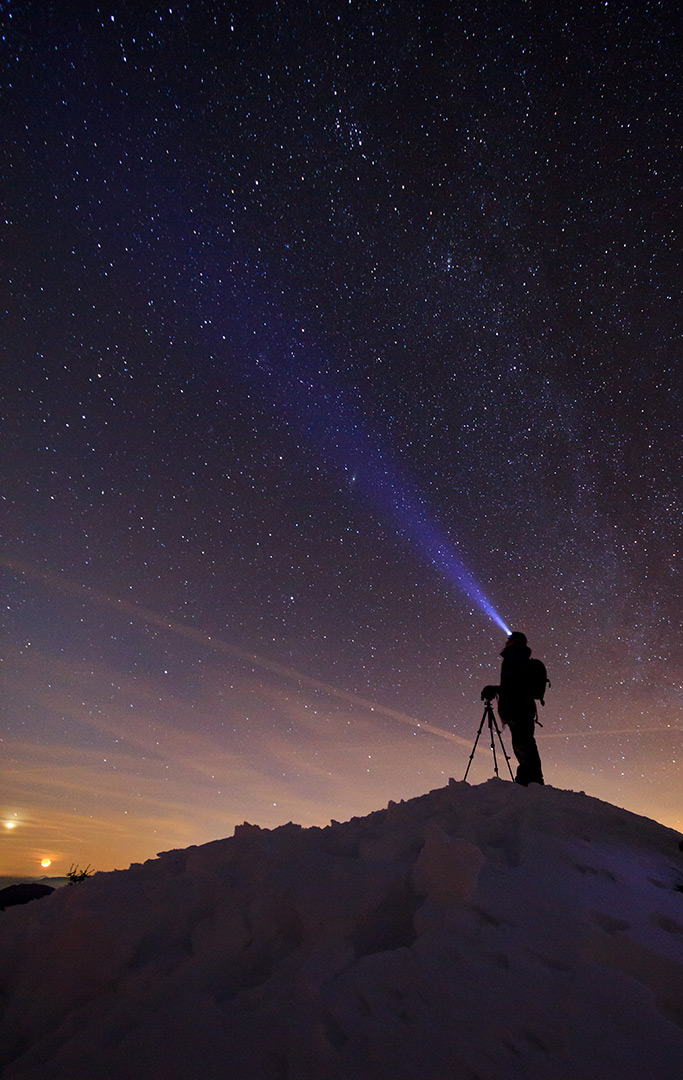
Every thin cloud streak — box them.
[4,557,474,748]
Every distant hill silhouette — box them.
[0,882,55,910]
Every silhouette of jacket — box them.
[497,641,535,726]
[497,640,544,786]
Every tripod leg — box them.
[487,708,500,777]
[463,708,489,781]
[491,711,515,781]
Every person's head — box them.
[501,631,528,653]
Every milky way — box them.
[3,1,680,874]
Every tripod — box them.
[463,698,515,781]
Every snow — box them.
[1,780,682,1079]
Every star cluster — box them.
[2,0,680,875]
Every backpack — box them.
[527,657,550,705]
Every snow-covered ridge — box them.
[1,780,682,1079]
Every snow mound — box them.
[1,780,682,1079]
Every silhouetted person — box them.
[495,631,544,786]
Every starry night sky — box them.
[3,0,681,875]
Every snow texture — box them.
[1,780,682,1079]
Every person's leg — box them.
[509,725,529,784]
[509,717,544,785]
[524,732,544,785]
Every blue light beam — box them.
[360,460,512,636]
[248,344,511,636]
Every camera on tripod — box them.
[464,686,513,781]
